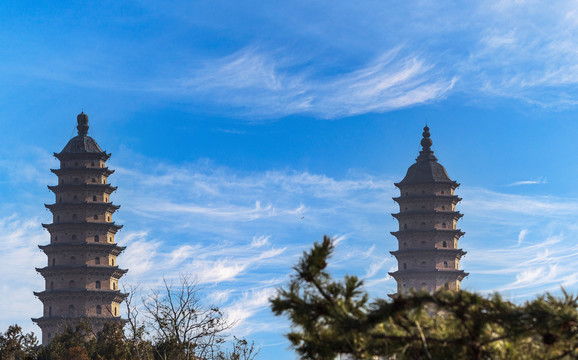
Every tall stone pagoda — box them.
[389,126,467,295]
[33,112,127,344]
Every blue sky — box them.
[1,0,578,358]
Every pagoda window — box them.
[96,281,101,289]
[403,263,407,269]
[70,256,76,264]
[442,222,447,228]
[56,216,60,222]
[49,306,52,317]
[58,197,62,203]
[442,205,445,210]
[54,236,58,242]
[107,216,111,222]
[92,178,96,183]
[444,283,449,289]
[112,282,117,290]
[93,196,97,201]
[441,190,445,194]
[95,235,99,242]
[52,258,55,267]
[114,307,117,316]
[50,281,54,291]
[444,261,448,268]
[95,257,100,265]
[69,280,75,289]
[69,305,75,314]
[91,162,95,167]
[96,305,102,315]
[403,224,407,230]
[71,234,77,240]
[94,215,98,220]
[443,241,447,248]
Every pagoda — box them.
[33,112,127,344]
[389,126,467,295]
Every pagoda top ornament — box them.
[396,126,458,187]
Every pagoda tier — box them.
[34,290,128,302]
[51,167,115,177]
[45,202,120,212]
[39,243,126,256]
[33,112,127,345]
[36,265,128,278]
[388,269,468,294]
[42,222,122,232]
[390,248,467,257]
[393,194,461,201]
[389,126,468,296]
[390,229,464,237]
[392,210,463,222]
[47,184,118,193]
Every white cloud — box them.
[224,287,278,332]
[508,178,547,186]
[517,229,528,246]
[251,235,270,248]
[0,215,47,334]
[461,0,578,105]
[162,47,455,119]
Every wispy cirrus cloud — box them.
[164,47,455,119]
[461,1,578,106]
[459,186,578,298]
[507,178,547,186]
[0,215,45,330]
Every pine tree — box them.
[271,236,578,359]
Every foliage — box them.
[271,235,578,360]
[0,276,259,360]
[0,324,39,360]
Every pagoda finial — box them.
[420,125,432,150]
[77,112,89,136]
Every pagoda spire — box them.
[416,125,437,162]
[421,125,432,150]
[77,112,89,136]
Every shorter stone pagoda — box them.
[389,126,467,295]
